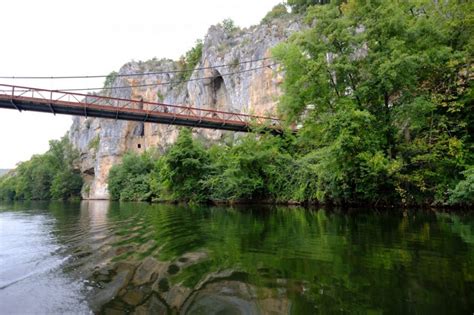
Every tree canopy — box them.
[0,136,83,201]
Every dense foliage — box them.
[261,4,290,24]
[103,71,118,88]
[156,128,210,202]
[108,129,290,203]
[109,0,472,206]
[272,0,473,206]
[220,18,238,33]
[0,136,83,201]
[108,152,155,201]
[287,0,331,13]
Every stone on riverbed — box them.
[122,287,147,306]
[162,283,193,311]
[90,267,134,312]
[131,257,165,286]
[133,294,168,315]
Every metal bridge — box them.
[0,84,283,133]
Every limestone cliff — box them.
[69,16,301,199]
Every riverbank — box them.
[104,128,473,208]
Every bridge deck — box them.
[0,84,283,133]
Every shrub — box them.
[177,40,203,82]
[88,135,100,151]
[103,71,118,88]
[287,0,330,13]
[449,168,474,206]
[261,3,289,24]
[108,152,155,201]
[221,18,237,33]
[159,128,210,202]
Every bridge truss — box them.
[0,84,283,133]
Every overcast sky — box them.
[0,0,281,169]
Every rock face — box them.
[69,17,301,199]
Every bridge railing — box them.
[0,84,282,130]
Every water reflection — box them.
[0,202,473,314]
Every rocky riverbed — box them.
[88,252,291,314]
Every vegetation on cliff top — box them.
[177,39,203,82]
[261,4,290,25]
[0,136,83,201]
[287,0,332,13]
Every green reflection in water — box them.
[104,203,473,314]
[1,201,473,314]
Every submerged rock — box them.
[122,288,147,306]
[182,280,260,315]
[182,279,290,315]
[133,294,168,315]
[176,251,209,268]
[90,268,134,312]
[162,284,193,311]
[132,257,162,286]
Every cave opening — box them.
[209,70,230,109]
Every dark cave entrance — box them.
[209,70,230,110]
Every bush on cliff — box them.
[261,4,289,24]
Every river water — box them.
[0,201,472,314]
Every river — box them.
[0,201,472,314]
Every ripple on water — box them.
[1,202,473,315]
[0,211,90,314]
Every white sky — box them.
[0,0,281,169]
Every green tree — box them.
[202,133,315,203]
[50,170,83,200]
[273,0,473,205]
[221,18,237,33]
[0,174,17,200]
[108,152,155,201]
[287,0,331,13]
[261,3,289,24]
[449,167,474,206]
[0,136,83,201]
[159,128,210,202]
